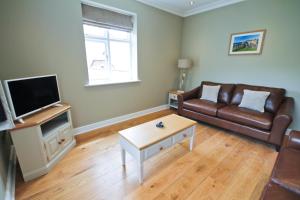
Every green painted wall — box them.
[181,0,300,129]
[0,0,182,127]
[0,132,12,200]
[0,0,299,131]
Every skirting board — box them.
[74,104,169,135]
[5,145,16,200]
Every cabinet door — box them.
[59,127,73,148]
[44,134,61,161]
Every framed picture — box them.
[228,29,266,55]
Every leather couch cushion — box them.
[271,148,300,194]
[260,182,300,200]
[200,85,220,103]
[183,99,225,117]
[199,81,235,104]
[231,84,285,113]
[217,105,273,130]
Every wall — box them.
[0,0,183,128]
[181,0,300,129]
[0,132,12,200]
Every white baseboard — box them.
[74,104,169,135]
[5,146,16,200]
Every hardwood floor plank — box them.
[125,132,237,200]
[152,134,241,200]
[187,176,225,200]
[216,142,276,200]
[185,140,254,200]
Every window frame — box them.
[84,32,110,80]
[81,0,139,87]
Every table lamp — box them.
[178,58,192,92]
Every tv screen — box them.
[4,75,60,119]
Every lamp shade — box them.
[178,59,192,69]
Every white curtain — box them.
[0,82,14,131]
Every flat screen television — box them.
[4,75,61,121]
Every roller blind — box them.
[81,3,134,31]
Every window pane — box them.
[111,71,131,82]
[109,29,130,40]
[84,39,109,80]
[110,41,131,81]
[83,24,106,38]
[110,41,131,72]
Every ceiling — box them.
[136,0,245,17]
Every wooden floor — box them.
[16,109,278,200]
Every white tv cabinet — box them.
[10,103,76,181]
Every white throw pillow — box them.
[200,85,221,103]
[239,89,270,112]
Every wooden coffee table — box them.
[119,114,197,184]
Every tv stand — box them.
[53,103,63,107]
[17,118,25,124]
[9,103,76,182]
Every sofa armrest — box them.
[178,86,200,115]
[268,97,294,146]
[286,131,300,150]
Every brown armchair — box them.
[286,130,300,150]
[260,131,300,199]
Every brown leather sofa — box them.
[178,81,294,149]
[260,131,300,199]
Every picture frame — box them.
[228,29,266,55]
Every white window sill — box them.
[85,79,141,87]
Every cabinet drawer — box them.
[144,138,172,160]
[173,129,193,144]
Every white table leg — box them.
[121,148,126,166]
[137,153,144,184]
[189,126,196,151]
[137,161,144,184]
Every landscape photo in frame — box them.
[229,30,266,55]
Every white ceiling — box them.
[136,0,245,17]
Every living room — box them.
[0,0,299,199]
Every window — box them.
[81,3,138,85]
